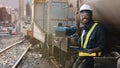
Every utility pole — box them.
[19,0,24,34]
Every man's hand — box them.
[87,47,101,53]
[71,37,76,44]
[71,37,79,46]
[87,49,93,53]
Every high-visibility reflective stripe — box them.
[79,52,102,56]
[83,23,98,48]
[98,52,102,56]
[81,30,85,47]
[79,23,102,56]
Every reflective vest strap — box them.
[98,52,102,56]
[83,23,98,48]
[79,23,102,57]
[81,30,85,47]
[79,52,102,56]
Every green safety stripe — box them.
[81,23,98,48]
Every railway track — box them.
[0,39,32,68]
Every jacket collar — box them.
[83,20,94,31]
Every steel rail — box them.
[12,44,32,68]
[0,39,25,54]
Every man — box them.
[72,4,106,68]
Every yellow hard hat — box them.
[80,4,92,12]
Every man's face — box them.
[80,11,91,25]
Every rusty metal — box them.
[27,30,32,37]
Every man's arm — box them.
[88,25,106,53]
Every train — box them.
[24,0,120,68]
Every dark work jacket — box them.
[78,21,106,52]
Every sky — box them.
[0,0,32,8]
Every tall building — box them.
[26,2,31,17]
[19,0,24,19]
[0,6,11,22]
